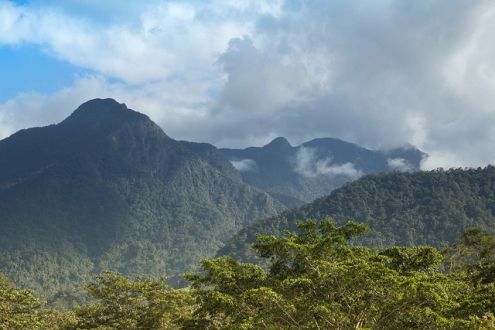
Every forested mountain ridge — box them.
[4,221,495,328]
[219,166,495,262]
[0,98,282,306]
[221,136,425,202]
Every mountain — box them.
[0,98,282,306]
[219,166,495,262]
[221,137,426,203]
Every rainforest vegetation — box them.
[0,99,282,305]
[2,220,495,329]
[2,101,495,329]
[221,166,495,263]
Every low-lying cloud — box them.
[230,159,257,172]
[387,158,414,172]
[294,147,362,179]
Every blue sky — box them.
[0,45,88,101]
[1,0,495,168]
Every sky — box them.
[1,0,495,169]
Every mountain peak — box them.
[79,98,127,110]
[264,137,292,149]
[60,98,152,130]
[67,98,128,119]
[302,137,359,149]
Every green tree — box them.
[187,220,495,329]
[445,228,495,284]
[0,273,43,329]
[70,272,194,329]
[444,228,495,321]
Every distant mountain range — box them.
[219,167,495,263]
[0,97,430,306]
[221,136,426,203]
[0,99,281,305]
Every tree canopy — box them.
[186,220,495,329]
[2,219,495,329]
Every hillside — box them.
[219,166,495,262]
[221,137,425,202]
[0,98,282,306]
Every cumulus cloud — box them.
[0,0,252,83]
[2,0,495,168]
[230,159,257,172]
[294,147,362,179]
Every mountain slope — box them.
[0,98,282,305]
[221,137,425,202]
[219,166,495,262]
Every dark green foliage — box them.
[186,221,495,329]
[3,223,495,328]
[220,167,495,262]
[0,99,282,306]
[221,137,425,203]
[445,228,495,285]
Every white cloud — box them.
[0,1,252,83]
[315,161,363,179]
[0,77,105,139]
[294,147,362,179]
[206,0,495,168]
[2,0,495,169]
[216,37,321,115]
[387,158,414,172]
[230,159,257,172]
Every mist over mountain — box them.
[221,136,426,202]
[0,98,282,305]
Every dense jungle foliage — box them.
[220,166,495,262]
[0,99,281,307]
[2,220,495,329]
